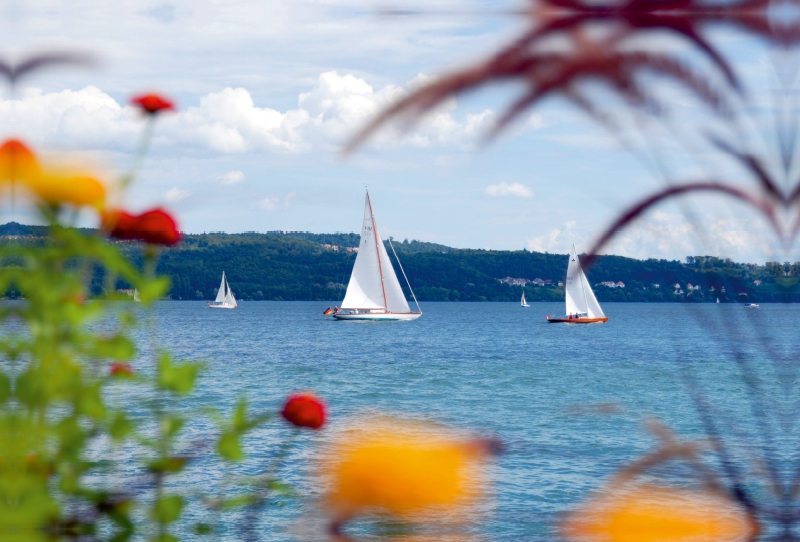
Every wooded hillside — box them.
[0,222,792,302]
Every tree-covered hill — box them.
[0,222,793,302]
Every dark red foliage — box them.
[344,32,726,154]
[343,0,794,154]
[103,208,181,246]
[281,393,326,430]
[130,93,175,114]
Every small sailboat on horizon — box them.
[333,190,421,321]
[546,245,608,324]
[521,291,530,307]
[208,271,238,309]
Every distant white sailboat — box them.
[716,297,720,304]
[133,288,141,302]
[546,245,608,324]
[521,291,530,307]
[207,271,237,309]
[333,190,421,321]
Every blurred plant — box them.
[345,0,800,539]
[318,418,497,536]
[0,65,326,541]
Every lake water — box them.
[123,301,795,541]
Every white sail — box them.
[521,292,525,306]
[377,226,411,313]
[224,277,237,307]
[565,246,587,316]
[564,245,605,318]
[341,192,411,313]
[582,271,605,318]
[342,192,411,313]
[215,272,227,303]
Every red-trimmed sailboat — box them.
[546,245,608,324]
[333,190,422,321]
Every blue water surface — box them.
[118,301,793,541]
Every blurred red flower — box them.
[102,208,181,246]
[131,93,175,114]
[281,393,326,429]
[110,362,133,377]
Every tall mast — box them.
[367,190,389,310]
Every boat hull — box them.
[207,303,237,309]
[546,316,608,324]
[333,312,421,321]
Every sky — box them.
[0,0,790,263]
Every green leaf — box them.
[78,383,106,420]
[93,335,135,360]
[233,399,247,431]
[139,277,171,302]
[153,495,184,524]
[217,431,243,461]
[109,412,134,441]
[147,457,188,474]
[157,353,202,395]
[0,371,11,404]
[266,480,296,497]
[160,415,185,438]
[195,523,213,535]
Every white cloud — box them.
[528,220,579,253]
[526,211,779,262]
[165,187,191,202]
[484,182,534,198]
[257,192,296,211]
[2,72,507,155]
[220,170,245,185]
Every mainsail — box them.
[215,272,227,303]
[564,245,605,318]
[340,191,411,313]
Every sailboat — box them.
[333,190,422,321]
[521,291,530,307]
[546,245,608,324]
[133,288,141,302]
[207,271,237,309]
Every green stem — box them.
[122,118,155,189]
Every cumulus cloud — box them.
[527,211,778,262]
[484,182,534,198]
[165,187,191,202]
[220,170,245,185]
[257,192,296,211]
[3,72,512,155]
[528,220,579,253]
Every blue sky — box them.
[0,0,786,263]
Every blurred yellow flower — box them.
[0,139,106,209]
[320,419,492,527]
[26,173,106,208]
[561,485,758,542]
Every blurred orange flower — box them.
[320,419,492,528]
[561,485,758,542]
[109,362,134,377]
[131,93,175,114]
[102,208,181,246]
[281,392,326,429]
[0,139,41,183]
[0,138,106,209]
